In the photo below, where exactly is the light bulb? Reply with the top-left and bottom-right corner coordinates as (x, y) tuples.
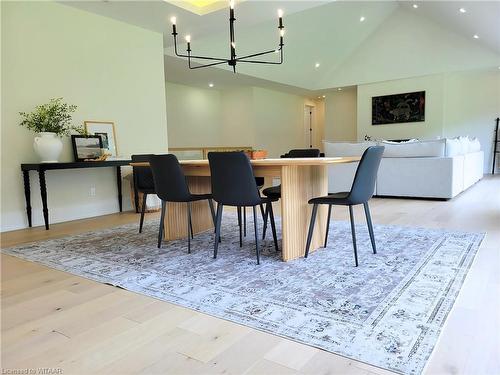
(229, 0), (235, 9)
(278, 9), (283, 17)
(473, 34), (479, 39)
(412, 4), (418, 9)
(360, 16), (366, 22)
(185, 35), (191, 43)
(280, 29), (285, 37)
(315, 62), (320, 68)
(459, 8), (466, 13)
(170, 16), (176, 25)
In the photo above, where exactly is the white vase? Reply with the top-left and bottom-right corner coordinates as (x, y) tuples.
(33, 132), (63, 163)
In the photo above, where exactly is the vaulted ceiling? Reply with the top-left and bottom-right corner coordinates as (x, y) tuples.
(64, 1), (500, 92)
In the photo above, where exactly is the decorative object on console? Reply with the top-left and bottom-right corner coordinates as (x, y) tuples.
(372, 91), (425, 125)
(71, 135), (102, 162)
(170, 1), (284, 72)
(19, 98), (82, 162)
(84, 121), (118, 157)
(250, 150), (268, 159)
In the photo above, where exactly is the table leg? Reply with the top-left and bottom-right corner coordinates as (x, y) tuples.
(116, 166), (123, 212)
(22, 170), (32, 227)
(164, 176), (214, 240)
(38, 169), (49, 230)
(280, 165), (328, 261)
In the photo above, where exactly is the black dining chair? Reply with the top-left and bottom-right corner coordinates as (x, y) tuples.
(149, 154), (216, 253)
(238, 177), (266, 244)
(304, 146), (384, 266)
(261, 148), (321, 238)
(208, 152), (279, 264)
(132, 154), (156, 233)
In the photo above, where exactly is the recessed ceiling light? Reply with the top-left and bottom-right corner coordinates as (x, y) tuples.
(359, 16), (366, 22)
(337, 87), (342, 91)
(208, 83), (214, 87)
(322, 95), (326, 98)
(317, 96), (321, 99)
(412, 4), (418, 9)
(459, 8), (466, 13)
(315, 62), (320, 68)
(473, 34), (479, 39)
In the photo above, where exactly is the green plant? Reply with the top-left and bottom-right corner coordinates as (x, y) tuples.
(19, 98), (84, 136)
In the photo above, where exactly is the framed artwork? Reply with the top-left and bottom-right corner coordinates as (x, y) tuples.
(84, 121), (118, 156)
(372, 91), (425, 125)
(71, 135), (102, 162)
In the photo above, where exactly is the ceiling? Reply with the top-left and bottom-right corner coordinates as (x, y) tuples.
(64, 0), (500, 92)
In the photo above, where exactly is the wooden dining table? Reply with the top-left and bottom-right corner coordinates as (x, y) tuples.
(131, 157), (359, 261)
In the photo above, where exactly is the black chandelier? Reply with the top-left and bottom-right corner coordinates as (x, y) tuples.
(170, 0), (285, 73)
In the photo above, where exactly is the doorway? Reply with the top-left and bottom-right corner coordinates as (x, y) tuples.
(304, 105), (315, 148)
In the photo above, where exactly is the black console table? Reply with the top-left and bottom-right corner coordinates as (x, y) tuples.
(21, 160), (132, 230)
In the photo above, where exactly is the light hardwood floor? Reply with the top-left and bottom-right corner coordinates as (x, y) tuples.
(1, 176), (499, 375)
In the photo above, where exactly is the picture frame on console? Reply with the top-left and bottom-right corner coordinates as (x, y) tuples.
(71, 135), (102, 162)
(84, 121), (118, 157)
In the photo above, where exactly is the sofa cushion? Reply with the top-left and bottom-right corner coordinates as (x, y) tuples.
(378, 139), (446, 158)
(323, 141), (375, 157)
(445, 138), (462, 156)
(458, 136), (470, 154)
(469, 137), (481, 153)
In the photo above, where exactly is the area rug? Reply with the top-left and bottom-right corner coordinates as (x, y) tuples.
(3, 214), (483, 375)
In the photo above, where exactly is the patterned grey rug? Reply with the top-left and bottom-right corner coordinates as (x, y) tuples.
(3, 213), (483, 375)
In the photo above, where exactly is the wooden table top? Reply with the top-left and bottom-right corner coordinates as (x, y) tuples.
(130, 157), (360, 167)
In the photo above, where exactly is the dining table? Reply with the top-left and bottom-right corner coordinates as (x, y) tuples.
(131, 157), (360, 261)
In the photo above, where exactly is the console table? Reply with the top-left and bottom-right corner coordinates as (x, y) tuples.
(21, 160), (132, 230)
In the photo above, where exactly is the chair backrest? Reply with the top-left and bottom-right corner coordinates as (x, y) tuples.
(348, 146), (385, 204)
(208, 151), (262, 206)
(149, 154), (191, 202)
(283, 148), (321, 158)
(131, 154), (155, 191)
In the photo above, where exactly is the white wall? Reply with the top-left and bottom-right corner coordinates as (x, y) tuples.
(166, 83), (319, 157)
(356, 69), (500, 172)
(1, 2), (168, 231)
(443, 69), (500, 172)
(357, 74), (445, 141)
(324, 87), (358, 142)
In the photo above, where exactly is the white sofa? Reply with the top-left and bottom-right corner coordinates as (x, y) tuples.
(324, 137), (484, 199)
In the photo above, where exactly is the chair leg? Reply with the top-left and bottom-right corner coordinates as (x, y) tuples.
(363, 202), (377, 254)
(139, 193), (147, 233)
(304, 204), (318, 258)
(259, 204), (266, 222)
(134, 186), (139, 213)
(243, 206), (247, 237)
(157, 200), (166, 249)
(187, 202), (192, 254)
(187, 202), (194, 240)
(213, 204), (223, 259)
(267, 202), (279, 252)
(252, 206), (260, 265)
(208, 199), (216, 226)
(262, 203), (269, 240)
(348, 205), (359, 267)
(324, 204), (332, 247)
(237, 206), (243, 247)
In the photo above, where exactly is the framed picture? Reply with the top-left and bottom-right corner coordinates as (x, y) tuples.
(84, 121), (118, 156)
(372, 91), (425, 125)
(71, 135), (102, 162)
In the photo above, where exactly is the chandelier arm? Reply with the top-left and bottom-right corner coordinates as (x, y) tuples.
(235, 48), (280, 61)
(188, 60), (229, 69)
(237, 48), (283, 65)
(173, 35), (227, 61)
